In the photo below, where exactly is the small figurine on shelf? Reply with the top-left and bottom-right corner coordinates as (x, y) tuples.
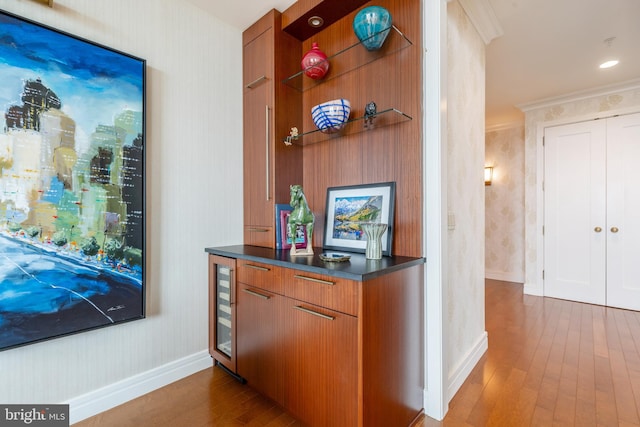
(285, 127), (299, 146)
(364, 101), (377, 128)
(288, 184), (315, 256)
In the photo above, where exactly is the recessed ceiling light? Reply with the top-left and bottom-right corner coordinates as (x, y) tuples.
(599, 60), (619, 69)
(308, 16), (324, 28)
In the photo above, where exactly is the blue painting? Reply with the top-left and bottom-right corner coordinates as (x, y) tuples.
(0, 9), (145, 351)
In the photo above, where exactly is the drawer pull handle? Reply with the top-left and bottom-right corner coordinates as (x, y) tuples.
(244, 264), (270, 272)
(248, 227), (269, 232)
(293, 274), (335, 286)
(245, 75), (267, 89)
(293, 305), (335, 321)
(242, 289), (271, 300)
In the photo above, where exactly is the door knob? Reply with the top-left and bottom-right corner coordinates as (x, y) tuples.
(594, 227), (602, 233)
(611, 227), (619, 233)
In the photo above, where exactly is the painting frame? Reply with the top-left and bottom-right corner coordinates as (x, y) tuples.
(323, 182), (395, 256)
(0, 9), (146, 351)
(275, 204), (307, 250)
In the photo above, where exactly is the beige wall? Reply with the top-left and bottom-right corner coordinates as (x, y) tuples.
(485, 124), (525, 283)
(446, 0), (487, 390)
(0, 0), (243, 409)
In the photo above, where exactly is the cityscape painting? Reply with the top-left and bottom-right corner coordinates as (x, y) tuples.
(0, 9), (146, 351)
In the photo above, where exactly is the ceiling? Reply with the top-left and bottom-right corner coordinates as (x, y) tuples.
(486, 0), (640, 127)
(193, 0), (640, 128)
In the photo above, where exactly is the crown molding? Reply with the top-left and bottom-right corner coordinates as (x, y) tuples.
(457, 0), (503, 45)
(517, 78), (640, 113)
(485, 121), (524, 133)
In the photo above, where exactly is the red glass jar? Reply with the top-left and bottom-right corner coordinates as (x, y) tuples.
(301, 42), (329, 80)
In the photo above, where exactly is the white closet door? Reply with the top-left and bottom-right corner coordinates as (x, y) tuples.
(606, 112), (640, 311)
(544, 120), (607, 305)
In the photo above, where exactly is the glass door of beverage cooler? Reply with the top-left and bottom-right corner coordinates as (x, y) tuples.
(208, 254), (237, 373)
(216, 264), (232, 356)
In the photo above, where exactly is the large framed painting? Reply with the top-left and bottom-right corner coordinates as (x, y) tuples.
(0, 9), (146, 351)
(323, 182), (395, 256)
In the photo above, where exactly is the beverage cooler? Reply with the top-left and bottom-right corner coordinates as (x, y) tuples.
(208, 254), (238, 376)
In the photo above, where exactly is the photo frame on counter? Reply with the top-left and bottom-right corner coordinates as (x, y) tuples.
(0, 9), (146, 351)
(275, 203), (307, 250)
(323, 181), (395, 255)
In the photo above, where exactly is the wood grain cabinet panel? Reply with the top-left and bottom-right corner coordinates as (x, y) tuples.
(282, 268), (359, 316)
(281, 298), (358, 427)
(237, 260), (283, 294)
(243, 10), (302, 248)
(236, 283), (284, 403)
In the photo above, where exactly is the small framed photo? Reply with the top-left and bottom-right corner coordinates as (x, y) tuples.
(323, 182), (395, 255)
(275, 204), (307, 250)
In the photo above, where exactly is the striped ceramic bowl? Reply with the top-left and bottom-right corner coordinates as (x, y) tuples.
(311, 99), (351, 133)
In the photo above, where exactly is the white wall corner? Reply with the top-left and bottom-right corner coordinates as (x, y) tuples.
(66, 351), (213, 424)
(457, 0), (503, 45)
(447, 331), (488, 402)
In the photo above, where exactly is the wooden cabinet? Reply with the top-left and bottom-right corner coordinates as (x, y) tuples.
(242, 10), (302, 248)
(208, 255), (237, 374)
(282, 296), (358, 426)
(236, 283), (284, 402)
(236, 260), (284, 401)
(206, 246), (425, 427)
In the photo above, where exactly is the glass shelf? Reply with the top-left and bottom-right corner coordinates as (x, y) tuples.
(282, 25), (413, 92)
(283, 107), (412, 146)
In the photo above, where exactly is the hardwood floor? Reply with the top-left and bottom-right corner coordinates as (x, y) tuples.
(74, 280), (640, 426)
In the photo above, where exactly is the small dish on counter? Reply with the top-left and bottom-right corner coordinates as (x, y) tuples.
(319, 252), (351, 262)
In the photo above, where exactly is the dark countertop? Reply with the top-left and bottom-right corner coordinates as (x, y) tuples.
(204, 245), (425, 281)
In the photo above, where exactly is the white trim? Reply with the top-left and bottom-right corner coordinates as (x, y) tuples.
(423, 0), (448, 420)
(67, 351), (213, 424)
(485, 269), (524, 284)
(485, 121), (524, 133)
(457, 0), (503, 45)
(524, 282), (543, 296)
(518, 78), (640, 113)
(447, 331), (488, 402)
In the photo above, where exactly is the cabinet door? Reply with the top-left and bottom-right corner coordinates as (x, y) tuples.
(243, 25), (275, 247)
(282, 298), (358, 427)
(208, 255), (237, 373)
(236, 283), (283, 403)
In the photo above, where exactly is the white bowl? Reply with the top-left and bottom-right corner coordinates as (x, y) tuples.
(311, 99), (351, 133)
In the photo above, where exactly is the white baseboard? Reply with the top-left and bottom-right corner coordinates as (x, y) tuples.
(67, 350), (213, 424)
(485, 270), (524, 283)
(523, 282), (543, 296)
(447, 331), (488, 402)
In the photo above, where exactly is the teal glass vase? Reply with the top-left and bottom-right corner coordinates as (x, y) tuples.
(352, 6), (392, 51)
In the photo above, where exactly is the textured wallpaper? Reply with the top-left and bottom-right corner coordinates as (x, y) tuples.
(447, 0), (486, 380)
(523, 85), (640, 294)
(485, 125), (525, 283)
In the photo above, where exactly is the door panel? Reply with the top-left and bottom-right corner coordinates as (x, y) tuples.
(606, 112), (640, 310)
(544, 120), (607, 305)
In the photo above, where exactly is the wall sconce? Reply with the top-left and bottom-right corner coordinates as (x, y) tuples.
(484, 166), (493, 186)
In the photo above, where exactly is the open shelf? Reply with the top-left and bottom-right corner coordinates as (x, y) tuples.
(282, 25), (413, 92)
(283, 107), (412, 146)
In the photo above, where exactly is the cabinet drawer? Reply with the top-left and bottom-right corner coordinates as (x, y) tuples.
(283, 269), (359, 316)
(237, 260), (283, 294)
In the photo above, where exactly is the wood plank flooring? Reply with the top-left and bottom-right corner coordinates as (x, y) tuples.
(74, 280), (640, 426)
